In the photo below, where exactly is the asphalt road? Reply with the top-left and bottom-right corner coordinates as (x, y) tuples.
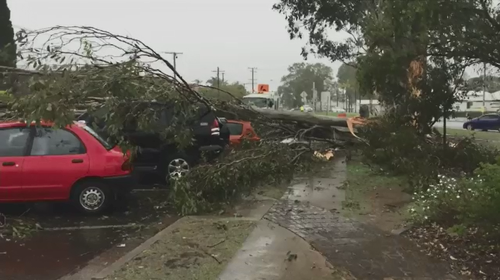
(0, 190), (179, 280)
(433, 120), (464, 130)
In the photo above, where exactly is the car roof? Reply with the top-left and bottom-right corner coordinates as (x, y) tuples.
(227, 120), (252, 125)
(0, 121), (80, 129)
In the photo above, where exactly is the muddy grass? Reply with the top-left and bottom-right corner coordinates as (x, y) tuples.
(344, 159), (411, 232)
(345, 159), (500, 279)
(406, 224), (500, 279)
(105, 218), (255, 280)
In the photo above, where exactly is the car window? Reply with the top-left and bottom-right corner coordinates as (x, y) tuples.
(31, 128), (85, 156)
(82, 125), (113, 150)
(226, 123), (244, 136)
(0, 127), (31, 157)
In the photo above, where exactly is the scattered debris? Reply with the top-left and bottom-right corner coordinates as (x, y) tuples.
(208, 239), (226, 248)
(286, 251), (298, 261)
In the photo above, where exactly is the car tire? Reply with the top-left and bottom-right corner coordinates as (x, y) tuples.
(467, 124), (474, 130)
(71, 181), (110, 215)
(161, 153), (194, 183)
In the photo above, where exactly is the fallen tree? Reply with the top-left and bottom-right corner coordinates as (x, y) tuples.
(0, 26), (361, 215)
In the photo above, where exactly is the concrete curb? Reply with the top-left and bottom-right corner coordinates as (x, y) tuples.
(91, 216), (194, 280)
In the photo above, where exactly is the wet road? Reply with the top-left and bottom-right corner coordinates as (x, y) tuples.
(0, 190), (179, 280)
(1, 229), (126, 280)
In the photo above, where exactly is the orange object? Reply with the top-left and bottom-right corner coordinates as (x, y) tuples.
(257, 84), (269, 93)
(337, 113), (347, 118)
(346, 116), (369, 138)
(226, 120), (260, 146)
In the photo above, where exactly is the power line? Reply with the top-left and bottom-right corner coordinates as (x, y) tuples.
(248, 67), (257, 92)
(163, 51), (183, 80)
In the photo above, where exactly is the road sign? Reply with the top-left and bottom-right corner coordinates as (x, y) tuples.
(257, 84), (269, 93)
(300, 91), (307, 98)
(320, 91), (330, 103)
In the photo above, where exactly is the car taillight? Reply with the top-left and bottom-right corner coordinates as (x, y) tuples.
(210, 118), (220, 136)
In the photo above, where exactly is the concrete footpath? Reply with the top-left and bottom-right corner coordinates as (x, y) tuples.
(218, 158), (463, 280)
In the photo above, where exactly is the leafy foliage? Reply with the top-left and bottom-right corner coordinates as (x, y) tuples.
(410, 160), (500, 229)
(171, 141), (299, 215)
(274, 0), (471, 132)
(358, 118), (499, 191)
(197, 82), (248, 101)
(466, 75), (500, 92)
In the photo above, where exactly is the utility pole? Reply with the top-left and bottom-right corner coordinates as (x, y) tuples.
(212, 67), (224, 98)
(221, 72), (225, 83)
(248, 67), (257, 92)
(483, 62), (486, 109)
(163, 51), (183, 81)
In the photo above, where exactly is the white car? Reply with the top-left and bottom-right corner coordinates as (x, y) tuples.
(303, 105), (313, 112)
(330, 107), (346, 113)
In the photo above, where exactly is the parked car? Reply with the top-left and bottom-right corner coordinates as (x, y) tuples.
(0, 121), (133, 214)
(462, 113), (500, 131)
(225, 120), (260, 146)
(77, 101), (230, 182)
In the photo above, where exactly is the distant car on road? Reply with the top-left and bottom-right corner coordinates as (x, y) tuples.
(303, 105), (313, 112)
(462, 113), (500, 131)
(0, 121), (133, 214)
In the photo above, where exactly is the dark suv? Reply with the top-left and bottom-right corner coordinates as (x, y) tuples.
(77, 101), (230, 182)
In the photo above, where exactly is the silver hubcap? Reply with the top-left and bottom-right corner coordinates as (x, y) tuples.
(79, 187), (105, 211)
(167, 158), (190, 180)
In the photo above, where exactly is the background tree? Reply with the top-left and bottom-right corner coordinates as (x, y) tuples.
(278, 62), (333, 108)
(198, 81), (248, 101)
(274, 0), (469, 132)
(206, 76), (228, 87)
(466, 76), (500, 92)
(337, 63), (362, 111)
(0, 0), (16, 92)
(0, 0), (15, 68)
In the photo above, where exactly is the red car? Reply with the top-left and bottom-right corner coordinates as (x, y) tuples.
(0, 121), (133, 214)
(226, 120), (260, 146)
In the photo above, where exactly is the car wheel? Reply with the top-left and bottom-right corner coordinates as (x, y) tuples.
(162, 153), (193, 182)
(467, 124), (474, 131)
(71, 181), (110, 214)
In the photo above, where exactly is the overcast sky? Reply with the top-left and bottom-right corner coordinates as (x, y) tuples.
(7, 0), (342, 91)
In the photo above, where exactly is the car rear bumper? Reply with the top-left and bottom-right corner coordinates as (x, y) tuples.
(102, 174), (135, 192)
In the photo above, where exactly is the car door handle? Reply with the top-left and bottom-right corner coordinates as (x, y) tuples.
(72, 159), (84, 163)
(2, 162), (15, 166)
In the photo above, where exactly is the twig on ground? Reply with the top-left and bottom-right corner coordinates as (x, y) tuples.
(207, 238), (226, 248)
